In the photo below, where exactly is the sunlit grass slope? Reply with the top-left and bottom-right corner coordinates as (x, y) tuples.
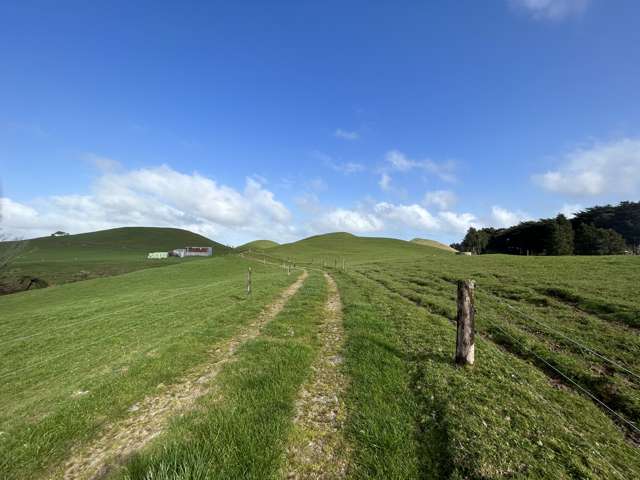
(266, 232), (451, 265)
(0, 255), (295, 480)
(235, 239), (279, 252)
(411, 237), (457, 252)
(1, 227), (231, 288)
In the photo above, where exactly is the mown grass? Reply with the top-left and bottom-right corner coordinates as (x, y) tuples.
(0, 256), (295, 480)
(336, 268), (640, 478)
(116, 271), (327, 480)
(333, 272), (422, 478)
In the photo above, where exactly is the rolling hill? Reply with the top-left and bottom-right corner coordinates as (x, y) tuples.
(235, 239), (279, 252)
(0, 227), (231, 292)
(411, 237), (457, 252)
(12, 227), (231, 259)
(264, 232), (450, 265)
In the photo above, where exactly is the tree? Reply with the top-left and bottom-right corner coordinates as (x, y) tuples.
(546, 214), (574, 255)
(573, 201), (640, 249)
(574, 223), (627, 255)
(461, 227), (491, 254)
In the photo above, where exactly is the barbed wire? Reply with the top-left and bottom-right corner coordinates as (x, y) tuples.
(482, 291), (640, 384)
(488, 317), (640, 435)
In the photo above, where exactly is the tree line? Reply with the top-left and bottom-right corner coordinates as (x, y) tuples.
(451, 201), (640, 256)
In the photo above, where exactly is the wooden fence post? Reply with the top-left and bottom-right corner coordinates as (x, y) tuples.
(247, 267), (252, 296)
(455, 280), (475, 366)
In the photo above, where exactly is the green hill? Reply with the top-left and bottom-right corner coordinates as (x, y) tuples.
(411, 237), (457, 252)
(235, 240), (279, 252)
(0, 227), (231, 292)
(266, 232), (449, 265)
(15, 227), (230, 259)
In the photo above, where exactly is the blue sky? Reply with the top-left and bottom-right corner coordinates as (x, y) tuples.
(1, 0), (639, 245)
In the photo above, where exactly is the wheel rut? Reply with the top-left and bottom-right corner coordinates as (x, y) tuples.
(283, 272), (350, 479)
(57, 270), (309, 480)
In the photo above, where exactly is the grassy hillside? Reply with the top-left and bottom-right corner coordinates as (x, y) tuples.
(265, 232), (449, 265)
(0, 255), (297, 479)
(0, 227), (231, 292)
(10, 227), (230, 259)
(235, 239), (279, 252)
(411, 237), (457, 252)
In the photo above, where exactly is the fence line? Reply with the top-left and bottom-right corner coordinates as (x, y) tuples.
(482, 292), (640, 384)
(489, 320), (640, 435)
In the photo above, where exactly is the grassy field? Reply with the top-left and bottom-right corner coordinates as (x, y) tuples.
(334, 264), (640, 478)
(2, 231), (639, 479)
(266, 234), (640, 477)
(119, 271), (327, 480)
(0, 255), (295, 479)
(0, 227), (231, 292)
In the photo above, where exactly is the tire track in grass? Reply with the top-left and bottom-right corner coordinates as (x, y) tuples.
(58, 270), (308, 480)
(282, 273), (350, 479)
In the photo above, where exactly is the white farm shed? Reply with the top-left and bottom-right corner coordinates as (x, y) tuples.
(171, 247), (213, 257)
(147, 252), (169, 259)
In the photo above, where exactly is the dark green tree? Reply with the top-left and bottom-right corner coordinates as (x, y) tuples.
(574, 223), (627, 255)
(546, 214), (574, 255)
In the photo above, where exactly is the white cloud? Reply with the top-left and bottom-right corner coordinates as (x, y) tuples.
(438, 211), (479, 234)
(490, 206), (531, 228)
(533, 138), (640, 197)
(374, 202), (440, 230)
(315, 208), (383, 233)
(385, 150), (456, 183)
(424, 190), (457, 210)
(334, 162), (365, 174)
(509, 0), (589, 21)
(334, 129), (360, 141)
(313, 202), (477, 237)
(379, 173), (392, 191)
(315, 151), (365, 174)
(0, 165), (295, 244)
(559, 203), (583, 219)
(84, 153), (122, 172)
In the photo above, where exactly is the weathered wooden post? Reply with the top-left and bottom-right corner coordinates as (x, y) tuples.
(287, 264), (291, 276)
(247, 267), (252, 296)
(455, 280), (475, 366)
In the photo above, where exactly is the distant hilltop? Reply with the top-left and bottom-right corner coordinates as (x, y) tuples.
(411, 238), (458, 253)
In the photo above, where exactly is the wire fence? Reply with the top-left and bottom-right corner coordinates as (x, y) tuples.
(470, 286), (640, 437)
(487, 294), (640, 384)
